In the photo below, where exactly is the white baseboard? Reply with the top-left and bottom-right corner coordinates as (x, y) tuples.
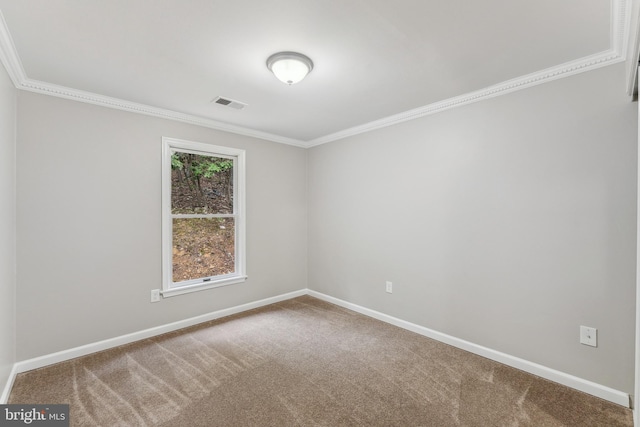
(10, 289), (307, 377)
(0, 364), (18, 404)
(2, 288), (631, 409)
(307, 290), (631, 408)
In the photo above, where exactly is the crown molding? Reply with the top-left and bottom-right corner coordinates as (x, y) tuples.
(18, 78), (308, 147)
(0, 11), (307, 148)
(0, 10), (24, 87)
(0, 2), (632, 149)
(307, 49), (624, 147)
(308, 0), (631, 147)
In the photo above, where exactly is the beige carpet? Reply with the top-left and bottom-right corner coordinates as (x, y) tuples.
(9, 296), (633, 426)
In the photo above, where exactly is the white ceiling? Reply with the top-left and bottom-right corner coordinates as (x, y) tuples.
(0, 1), (631, 147)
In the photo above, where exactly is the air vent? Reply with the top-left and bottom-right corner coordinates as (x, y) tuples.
(212, 96), (247, 110)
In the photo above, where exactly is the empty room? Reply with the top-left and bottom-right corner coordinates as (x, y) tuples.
(1, 1), (640, 426)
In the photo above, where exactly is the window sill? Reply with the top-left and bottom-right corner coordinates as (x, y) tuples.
(161, 275), (247, 298)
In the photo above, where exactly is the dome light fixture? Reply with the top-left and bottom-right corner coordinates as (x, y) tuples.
(266, 51), (314, 85)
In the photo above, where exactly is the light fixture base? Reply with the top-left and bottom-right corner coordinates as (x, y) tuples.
(267, 51), (314, 85)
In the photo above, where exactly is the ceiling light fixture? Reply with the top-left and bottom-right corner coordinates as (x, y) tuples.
(266, 51), (314, 85)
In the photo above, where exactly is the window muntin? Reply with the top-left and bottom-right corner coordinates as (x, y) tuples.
(162, 138), (246, 297)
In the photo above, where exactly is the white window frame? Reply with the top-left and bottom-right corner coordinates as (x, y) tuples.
(161, 137), (246, 298)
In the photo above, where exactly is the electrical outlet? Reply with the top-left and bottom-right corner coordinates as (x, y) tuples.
(151, 289), (161, 303)
(580, 326), (597, 347)
(386, 281), (393, 294)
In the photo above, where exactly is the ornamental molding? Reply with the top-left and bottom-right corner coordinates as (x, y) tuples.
(0, 1), (631, 148)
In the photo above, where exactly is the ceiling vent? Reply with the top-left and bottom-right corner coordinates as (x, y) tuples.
(212, 96), (247, 110)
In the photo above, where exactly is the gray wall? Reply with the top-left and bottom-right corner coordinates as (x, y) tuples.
(8, 60), (638, 395)
(0, 62), (16, 395)
(308, 62), (637, 393)
(16, 92), (307, 360)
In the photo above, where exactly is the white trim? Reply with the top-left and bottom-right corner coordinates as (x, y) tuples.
(161, 137), (246, 297)
(18, 78), (307, 147)
(0, 11), (19, 404)
(2, 288), (631, 408)
(161, 275), (248, 298)
(623, 0), (639, 96)
(307, 290), (631, 408)
(306, 50), (624, 147)
(613, 0), (631, 59)
(308, 0), (632, 147)
(0, 363), (18, 404)
(634, 64), (640, 424)
(11, 289), (307, 375)
(0, 8), (306, 148)
(0, 3), (633, 148)
(0, 11), (24, 87)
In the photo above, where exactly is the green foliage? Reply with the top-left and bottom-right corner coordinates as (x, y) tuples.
(204, 160), (233, 178)
(171, 152), (232, 179)
(171, 154), (184, 170)
(171, 151), (234, 214)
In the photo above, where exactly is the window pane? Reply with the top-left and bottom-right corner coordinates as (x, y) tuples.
(172, 217), (235, 283)
(171, 152), (234, 214)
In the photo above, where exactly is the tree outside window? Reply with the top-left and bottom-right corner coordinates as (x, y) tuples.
(162, 138), (246, 297)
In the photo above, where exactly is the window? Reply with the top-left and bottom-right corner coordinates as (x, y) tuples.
(162, 137), (246, 297)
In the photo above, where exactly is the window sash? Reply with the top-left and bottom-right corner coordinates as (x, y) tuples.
(170, 215), (238, 287)
(161, 137), (246, 298)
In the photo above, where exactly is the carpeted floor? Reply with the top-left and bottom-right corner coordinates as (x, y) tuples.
(9, 296), (634, 426)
